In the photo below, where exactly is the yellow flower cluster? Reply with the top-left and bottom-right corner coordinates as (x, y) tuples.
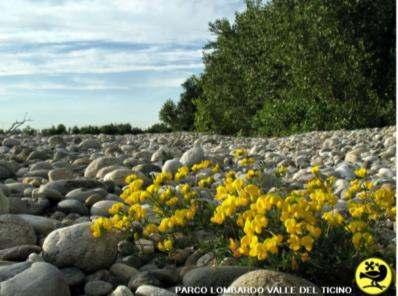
(211, 165), (396, 263)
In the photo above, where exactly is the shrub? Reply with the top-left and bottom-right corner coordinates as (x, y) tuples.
(145, 123), (171, 133)
(91, 149), (395, 287)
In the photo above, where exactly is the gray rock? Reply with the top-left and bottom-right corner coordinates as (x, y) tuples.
(39, 179), (106, 201)
(42, 222), (118, 272)
(84, 280), (113, 296)
(180, 145), (205, 167)
(103, 168), (132, 186)
(85, 157), (119, 178)
(58, 199), (89, 215)
(17, 214), (59, 235)
(0, 244), (41, 261)
(0, 214), (37, 249)
(90, 200), (119, 217)
(162, 159), (182, 175)
(0, 261), (31, 281)
(335, 163), (355, 179)
(27, 150), (51, 161)
(60, 267), (85, 286)
(2, 138), (20, 148)
(222, 269), (321, 296)
(66, 187), (108, 203)
(132, 164), (161, 177)
(183, 266), (254, 292)
(110, 285), (134, 296)
(0, 190), (10, 214)
(79, 139), (101, 150)
(0, 262), (71, 296)
(48, 168), (73, 181)
(136, 285), (177, 296)
(0, 161), (15, 180)
(110, 263), (139, 284)
(128, 272), (160, 291)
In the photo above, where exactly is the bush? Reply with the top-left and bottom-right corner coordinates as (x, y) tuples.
(193, 0), (395, 135)
(145, 123), (171, 133)
(91, 150), (395, 287)
(41, 124), (67, 136)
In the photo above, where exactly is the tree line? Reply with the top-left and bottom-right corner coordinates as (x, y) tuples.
(159, 0), (395, 136)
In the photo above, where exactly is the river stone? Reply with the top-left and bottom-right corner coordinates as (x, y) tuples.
(42, 222), (118, 272)
(0, 161), (15, 180)
(180, 145), (205, 167)
(135, 285), (177, 296)
(0, 262), (71, 296)
(66, 187), (108, 203)
(84, 280), (113, 296)
(0, 190), (10, 214)
(110, 263), (139, 284)
(110, 285), (134, 296)
(183, 266), (254, 291)
(0, 245), (41, 261)
(162, 158), (182, 175)
(222, 269), (321, 296)
(90, 200), (119, 217)
(0, 214), (37, 249)
(17, 214), (59, 235)
(58, 199), (89, 215)
(85, 157), (119, 178)
(39, 179), (106, 201)
(79, 139), (101, 150)
(48, 168), (73, 181)
(0, 261), (31, 281)
(103, 168), (132, 186)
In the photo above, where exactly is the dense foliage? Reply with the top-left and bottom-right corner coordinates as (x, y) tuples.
(161, 0), (395, 136)
(159, 76), (202, 131)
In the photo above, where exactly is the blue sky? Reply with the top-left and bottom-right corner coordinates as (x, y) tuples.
(0, 0), (244, 129)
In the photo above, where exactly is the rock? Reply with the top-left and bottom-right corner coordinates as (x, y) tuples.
(128, 272), (160, 291)
(60, 267), (85, 286)
(17, 214), (59, 235)
(84, 280), (113, 296)
(162, 159), (182, 175)
(96, 165), (126, 179)
(42, 222), (118, 272)
(180, 145), (205, 167)
(48, 168), (73, 181)
(103, 168), (132, 186)
(27, 150), (51, 161)
(183, 266), (254, 292)
(135, 239), (154, 255)
(0, 190), (10, 214)
(132, 164), (161, 177)
(344, 150), (360, 164)
(222, 269), (321, 296)
(90, 200), (119, 217)
(0, 262), (31, 281)
(2, 138), (20, 148)
(79, 139), (101, 150)
(110, 263), (139, 284)
(196, 252), (215, 267)
(334, 163), (355, 179)
(136, 285), (177, 296)
(48, 135), (64, 145)
(377, 168), (394, 178)
(110, 285), (134, 296)
(0, 214), (36, 249)
(58, 199), (89, 215)
(85, 157), (119, 178)
(66, 187), (108, 203)
(0, 245), (41, 261)
(0, 161), (15, 180)
(0, 262), (71, 296)
(39, 179), (106, 201)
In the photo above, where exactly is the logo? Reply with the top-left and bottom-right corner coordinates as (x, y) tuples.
(355, 258), (393, 295)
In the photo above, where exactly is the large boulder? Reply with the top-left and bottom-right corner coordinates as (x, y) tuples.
(42, 222), (118, 272)
(85, 157), (119, 178)
(222, 269), (321, 296)
(0, 262), (71, 296)
(0, 214), (36, 249)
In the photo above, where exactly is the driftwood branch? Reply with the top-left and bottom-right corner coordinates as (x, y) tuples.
(6, 113), (33, 133)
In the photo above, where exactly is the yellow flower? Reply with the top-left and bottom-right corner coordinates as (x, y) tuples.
(310, 166), (320, 175)
(300, 235), (314, 252)
(288, 235), (301, 251)
(322, 210), (344, 226)
(157, 238), (173, 252)
(354, 168), (367, 178)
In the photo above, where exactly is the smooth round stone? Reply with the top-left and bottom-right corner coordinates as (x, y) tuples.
(135, 285), (177, 296)
(110, 285), (134, 296)
(60, 267), (85, 286)
(90, 200), (119, 217)
(58, 199), (89, 215)
(84, 280), (113, 296)
(0, 215), (37, 249)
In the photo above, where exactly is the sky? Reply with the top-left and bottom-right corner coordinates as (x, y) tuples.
(0, 0), (245, 129)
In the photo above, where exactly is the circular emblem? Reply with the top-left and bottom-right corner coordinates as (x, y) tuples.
(355, 257), (393, 295)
